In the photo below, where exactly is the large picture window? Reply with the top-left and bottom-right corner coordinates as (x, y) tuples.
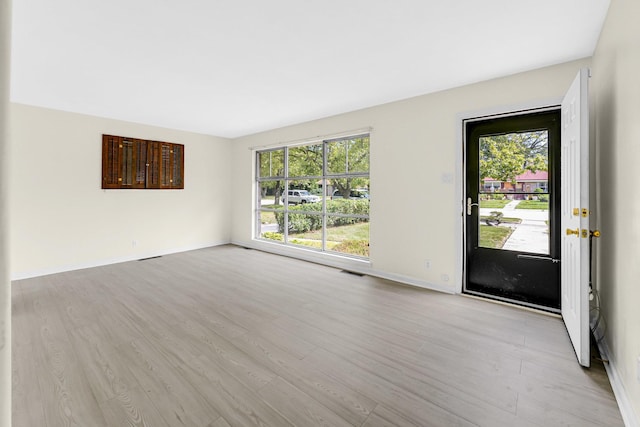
(256, 134), (370, 258)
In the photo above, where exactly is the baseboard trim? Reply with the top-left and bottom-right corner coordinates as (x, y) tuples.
(369, 269), (455, 294)
(232, 239), (456, 295)
(597, 338), (640, 427)
(11, 240), (230, 281)
(461, 293), (561, 318)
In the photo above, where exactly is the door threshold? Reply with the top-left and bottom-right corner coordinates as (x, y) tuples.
(462, 291), (561, 318)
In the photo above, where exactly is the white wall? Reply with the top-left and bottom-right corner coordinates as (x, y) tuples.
(0, 0), (11, 424)
(10, 104), (232, 279)
(592, 0), (640, 423)
(230, 58), (590, 292)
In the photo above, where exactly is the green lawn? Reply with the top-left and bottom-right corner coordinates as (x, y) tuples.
(289, 222), (370, 256)
(260, 211), (277, 224)
(289, 239), (338, 250)
(480, 200), (510, 208)
(292, 222), (369, 242)
(515, 200), (549, 210)
(479, 225), (514, 249)
(260, 221), (369, 242)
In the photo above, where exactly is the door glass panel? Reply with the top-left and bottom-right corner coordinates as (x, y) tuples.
(478, 130), (549, 255)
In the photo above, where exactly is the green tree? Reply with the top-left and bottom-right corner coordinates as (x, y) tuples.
(258, 149), (284, 205)
(287, 144), (324, 196)
(286, 137), (370, 197)
(259, 137), (370, 202)
(327, 136), (370, 197)
(288, 144), (323, 178)
(479, 131), (547, 184)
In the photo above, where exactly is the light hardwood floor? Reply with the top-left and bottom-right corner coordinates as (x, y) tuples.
(12, 245), (623, 426)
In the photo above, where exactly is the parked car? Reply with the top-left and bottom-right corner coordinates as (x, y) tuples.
(282, 189), (320, 204)
(331, 189), (369, 200)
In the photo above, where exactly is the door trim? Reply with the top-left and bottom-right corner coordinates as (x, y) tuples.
(455, 98), (562, 295)
(463, 110), (561, 311)
(464, 289), (561, 313)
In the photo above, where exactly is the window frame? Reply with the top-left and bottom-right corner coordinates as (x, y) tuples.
(255, 133), (370, 259)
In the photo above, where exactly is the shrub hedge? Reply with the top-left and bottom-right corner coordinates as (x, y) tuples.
(273, 200), (369, 233)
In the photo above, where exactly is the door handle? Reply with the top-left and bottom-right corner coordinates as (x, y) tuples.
(467, 197), (479, 215)
(566, 228), (580, 236)
(517, 254), (561, 263)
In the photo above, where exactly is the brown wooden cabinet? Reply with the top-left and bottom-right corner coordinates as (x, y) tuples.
(102, 134), (184, 189)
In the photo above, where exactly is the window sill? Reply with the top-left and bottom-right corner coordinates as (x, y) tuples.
(243, 238), (372, 274)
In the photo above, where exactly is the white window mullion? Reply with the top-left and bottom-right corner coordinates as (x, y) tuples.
(283, 146), (289, 244)
(322, 141), (328, 252)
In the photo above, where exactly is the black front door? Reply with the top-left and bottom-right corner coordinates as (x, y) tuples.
(465, 110), (561, 310)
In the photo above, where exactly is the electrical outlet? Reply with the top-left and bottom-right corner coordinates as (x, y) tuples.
(441, 274), (450, 282)
(132, 240), (138, 247)
(425, 260), (431, 269)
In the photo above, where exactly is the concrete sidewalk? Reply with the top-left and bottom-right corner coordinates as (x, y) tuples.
(481, 200), (550, 253)
(502, 219), (549, 253)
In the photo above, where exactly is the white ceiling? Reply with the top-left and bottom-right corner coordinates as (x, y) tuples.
(10, 0), (610, 138)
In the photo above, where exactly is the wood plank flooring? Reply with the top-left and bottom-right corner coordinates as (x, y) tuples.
(12, 245), (624, 426)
